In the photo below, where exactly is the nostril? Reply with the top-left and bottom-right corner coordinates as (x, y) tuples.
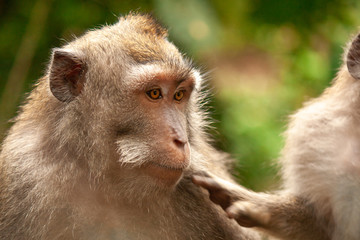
(173, 139), (185, 149)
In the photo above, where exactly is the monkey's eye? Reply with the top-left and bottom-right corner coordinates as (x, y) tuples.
(174, 90), (185, 101)
(146, 89), (162, 100)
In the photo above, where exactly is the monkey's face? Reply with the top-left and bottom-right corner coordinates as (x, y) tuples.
(47, 14), (202, 192)
(112, 64), (196, 187)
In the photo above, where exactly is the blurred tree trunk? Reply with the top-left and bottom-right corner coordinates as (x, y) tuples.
(0, 0), (51, 140)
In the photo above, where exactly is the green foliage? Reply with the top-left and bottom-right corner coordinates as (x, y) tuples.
(154, 0), (222, 55)
(214, 90), (284, 190)
(1, 0), (360, 190)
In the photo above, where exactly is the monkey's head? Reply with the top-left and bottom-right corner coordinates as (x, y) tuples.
(45, 13), (205, 194)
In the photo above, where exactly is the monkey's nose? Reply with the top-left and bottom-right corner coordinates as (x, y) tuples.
(173, 138), (190, 159)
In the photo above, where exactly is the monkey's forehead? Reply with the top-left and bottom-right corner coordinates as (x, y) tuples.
(125, 63), (199, 87)
(59, 13), (201, 86)
(122, 38), (182, 64)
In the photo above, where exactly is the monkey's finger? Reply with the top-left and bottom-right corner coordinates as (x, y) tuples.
(192, 170), (211, 178)
(191, 175), (223, 191)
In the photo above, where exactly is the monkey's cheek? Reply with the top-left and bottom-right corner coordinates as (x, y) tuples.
(142, 164), (184, 187)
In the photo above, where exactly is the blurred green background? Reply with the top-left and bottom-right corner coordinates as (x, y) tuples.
(1, 0), (360, 191)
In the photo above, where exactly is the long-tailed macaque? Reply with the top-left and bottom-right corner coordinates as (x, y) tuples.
(0, 13), (261, 240)
(193, 33), (360, 240)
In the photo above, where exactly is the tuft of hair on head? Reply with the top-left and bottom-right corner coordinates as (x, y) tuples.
(119, 12), (168, 39)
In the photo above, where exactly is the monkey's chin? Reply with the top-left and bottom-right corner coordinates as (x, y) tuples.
(143, 162), (184, 187)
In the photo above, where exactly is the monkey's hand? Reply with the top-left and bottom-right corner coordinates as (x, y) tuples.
(191, 175), (270, 228)
(192, 175), (330, 239)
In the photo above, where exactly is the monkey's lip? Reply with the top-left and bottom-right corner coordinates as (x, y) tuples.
(149, 162), (185, 171)
(144, 162), (185, 186)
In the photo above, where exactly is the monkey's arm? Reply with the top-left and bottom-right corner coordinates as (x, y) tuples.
(192, 175), (331, 240)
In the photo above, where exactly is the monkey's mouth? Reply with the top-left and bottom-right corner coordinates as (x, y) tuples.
(143, 162), (185, 186)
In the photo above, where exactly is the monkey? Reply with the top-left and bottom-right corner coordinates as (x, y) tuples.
(0, 13), (265, 240)
(192, 32), (360, 240)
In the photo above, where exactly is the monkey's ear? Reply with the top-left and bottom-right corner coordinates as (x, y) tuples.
(49, 49), (87, 102)
(347, 34), (360, 80)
